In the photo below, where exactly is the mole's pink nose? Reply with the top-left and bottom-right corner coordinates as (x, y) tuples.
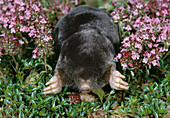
(81, 87), (90, 92)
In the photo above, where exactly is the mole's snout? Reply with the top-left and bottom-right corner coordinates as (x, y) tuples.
(80, 80), (91, 93)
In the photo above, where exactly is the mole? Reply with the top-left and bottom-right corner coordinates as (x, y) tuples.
(43, 5), (129, 94)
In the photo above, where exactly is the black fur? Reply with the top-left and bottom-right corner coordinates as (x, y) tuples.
(53, 5), (119, 91)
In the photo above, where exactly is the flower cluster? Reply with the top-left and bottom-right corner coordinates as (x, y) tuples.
(68, 92), (80, 103)
(43, 0), (77, 27)
(111, 0), (169, 69)
(0, 0), (53, 59)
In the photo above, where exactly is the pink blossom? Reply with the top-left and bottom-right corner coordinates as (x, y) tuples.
(3, 23), (8, 28)
(25, 10), (31, 19)
(44, 35), (52, 42)
(142, 58), (148, 64)
(136, 3), (143, 9)
(19, 6), (25, 11)
(75, 0), (78, 5)
(152, 60), (157, 66)
(146, 53), (151, 58)
(133, 23), (139, 28)
(133, 9), (138, 15)
(122, 63), (127, 69)
(143, 34), (149, 40)
(148, 43), (152, 48)
(2, 6), (8, 11)
(18, 40), (24, 45)
(40, 19), (47, 24)
(11, 28), (16, 33)
(20, 26), (28, 32)
(125, 25), (132, 30)
(10, 8), (15, 13)
(132, 51), (140, 60)
(33, 47), (38, 53)
(156, 54), (159, 60)
(32, 4), (40, 12)
(19, 15), (24, 20)
(162, 10), (168, 15)
(123, 42), (130, 47)
(0, 0), (4, 4)
(156, 12), (160, 16)
(130, 34), (136, 41)
(122, 37), (129, 43)
(135, 43), (142, 50)
(153, 44), (159, 47)
(28, 31), (35, 37)
(151, 36), (156, 42)
(151, 49), (155, 54)
(117, 53), (122, 59)
(32, 54), (37, 59)
(113, 14), (120, 20)
(14, 0), (24, 5)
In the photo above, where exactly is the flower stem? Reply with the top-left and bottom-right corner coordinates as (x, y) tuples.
(11, 55), (19, 71)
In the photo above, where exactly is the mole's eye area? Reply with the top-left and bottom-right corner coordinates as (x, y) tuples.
(80, 79), (91, 93)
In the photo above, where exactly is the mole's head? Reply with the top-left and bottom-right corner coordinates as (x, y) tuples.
(61, 29), (113, 93)
(71, 64), (109, 93)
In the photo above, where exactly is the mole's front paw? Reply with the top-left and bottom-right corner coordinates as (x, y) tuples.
(109, 70), (129, 90)
(43, 75), (62, 94)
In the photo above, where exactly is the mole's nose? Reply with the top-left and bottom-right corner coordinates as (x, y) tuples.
(80, 83), (90, 93)
(81, 87), (90, 92)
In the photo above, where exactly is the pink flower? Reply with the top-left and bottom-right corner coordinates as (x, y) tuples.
(0, 33), (5, 37)
(133, 9), (138, 15)
(20, 26), (28, 32)
(19, 6), (25, 11)
(11, 28), (16, 33)
(152, 60), (157, 66)
(75, 0), (78, 5)
(33, 54), (37, 59)
(125, 25), (132, 30)
(131, 51), (140, 60)
(122, 63), (127, 69)
(151, 36), (156, 42)
(156, 54), (159, 60)
(40, 19), (47, 24)
(162, 10), (168, 15)
(130, 34), (136, 41)
(44, 35), (52, 42)
(123, 42), (130, 47)
(135, 43), (142, 50)
(2, 5), (8, 11)
(32, 4), (40, 12)
(146, 53), (151, 58)
(18, 40), (24, 44)
(113, 14), (120, 20)
(0, 0), (4, 4)
(142, 58), (148, 64)
(33, 48), (38, 53)
(19, 15), (24, 20)
(143, 34), (149, 40)
(14, 0), (24, 5)
(148, 43), (152, 48)
(117, 53), (122, 59)
(153, 44), (159, 47)
(156, 12), (160, 16)
(136, 3), (143, 9)
(3, 23), (8, 28)
(151, 49), (155, 54)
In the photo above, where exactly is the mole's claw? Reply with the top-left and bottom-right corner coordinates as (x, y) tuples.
(43, 73), (62, 94)
(109, 70), (129, 90)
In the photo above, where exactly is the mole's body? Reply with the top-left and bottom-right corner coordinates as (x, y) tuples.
(43, 5), (128, 94)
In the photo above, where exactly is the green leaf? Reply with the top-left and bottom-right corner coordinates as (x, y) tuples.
(19, 104), (24, 111)
(153, 110), (158, 118)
